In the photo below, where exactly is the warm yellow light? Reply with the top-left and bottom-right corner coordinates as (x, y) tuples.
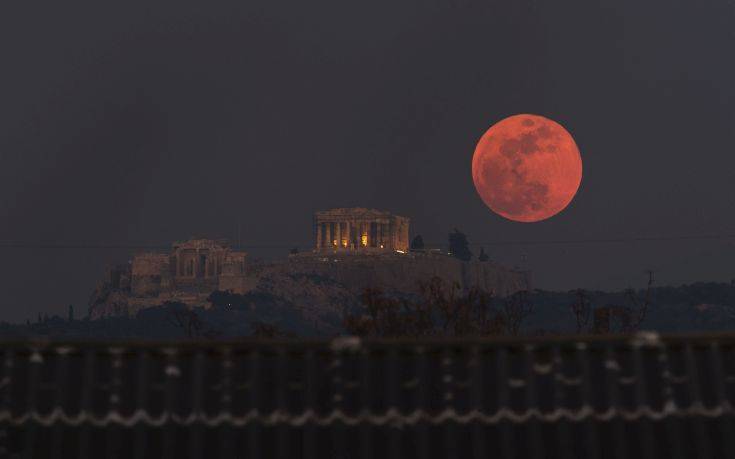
(361, 235), (368, 246)
(342, 240), (348, 247)
(380, 244), (384, 249)
(332, 240), (338, 246)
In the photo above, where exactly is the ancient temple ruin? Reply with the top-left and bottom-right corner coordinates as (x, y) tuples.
(89, 239), (256, 318)
(130, 239), (250, 297)
(314, 208), (409, 252)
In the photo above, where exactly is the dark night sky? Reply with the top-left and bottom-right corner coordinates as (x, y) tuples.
(1, 0), (735, 322)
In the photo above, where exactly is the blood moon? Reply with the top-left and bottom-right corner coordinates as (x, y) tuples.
(471, 114), (582, 223)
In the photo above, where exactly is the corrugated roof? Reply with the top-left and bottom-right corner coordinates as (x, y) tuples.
(1, 332), (734, 458)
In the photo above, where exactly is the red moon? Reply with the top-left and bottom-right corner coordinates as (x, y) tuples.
(471, 114), (582, 223)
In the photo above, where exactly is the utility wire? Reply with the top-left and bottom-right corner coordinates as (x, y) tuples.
(1, 233), (735, 250)
(0, 242), (305, 250)
(466, 234), (735, 247)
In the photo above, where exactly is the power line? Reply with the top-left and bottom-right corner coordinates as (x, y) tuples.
(0, 243), (171, 250)
(465, 234), (735, 247)
(1, 233), (735, 250)
(0, 242), (309, 250)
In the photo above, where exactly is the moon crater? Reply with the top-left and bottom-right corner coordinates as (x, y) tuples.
(472, 114), (582, 223)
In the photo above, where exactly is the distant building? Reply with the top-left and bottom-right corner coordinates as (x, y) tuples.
(131, 239), (250, 297)
(89, 239), (256, 318)
(314, 208), (409, 252)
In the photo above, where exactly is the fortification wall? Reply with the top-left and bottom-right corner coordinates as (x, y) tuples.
(276, 252), (530, 297)
(218, 275), (259, 295)
(131, 254), (170, 296)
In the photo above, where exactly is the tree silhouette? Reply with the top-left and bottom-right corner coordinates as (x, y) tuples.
(251, 321), (285, 338)
(410, 235), (425, 251)
(569, 289), (591, 333)
(590, 271), (655, 334)
(448, 229), (472, 261)
(343, 277), (523, 337)
(502, 290), (533, 335)
(478, 247), (489, 262)
(68, 304), (74, 322)
(166, 301), (219, 339)
(207, 290), (248, 309)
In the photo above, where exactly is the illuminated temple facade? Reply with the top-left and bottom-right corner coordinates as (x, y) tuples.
(314, 208), (409, 252)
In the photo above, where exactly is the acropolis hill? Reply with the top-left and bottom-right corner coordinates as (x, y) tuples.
(88, 208), (531, 324)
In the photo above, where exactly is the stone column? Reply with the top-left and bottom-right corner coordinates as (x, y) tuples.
(355, 221), (360, 249)
(316, 222), (322, 249)
(335, 221), (342, 248)
(388, 219), (395, 250)
(325, 223), (332, 249)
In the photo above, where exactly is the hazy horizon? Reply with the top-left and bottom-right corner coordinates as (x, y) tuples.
(2, 0), (735, 322)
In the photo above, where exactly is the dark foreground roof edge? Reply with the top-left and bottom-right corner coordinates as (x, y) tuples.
(1, 331), (735, 351)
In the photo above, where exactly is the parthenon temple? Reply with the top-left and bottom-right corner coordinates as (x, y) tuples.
(314, 208), (409, 252)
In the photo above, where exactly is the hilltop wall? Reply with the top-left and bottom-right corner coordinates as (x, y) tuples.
(89, 251), (530, 320)
(266, 252), (530, 297)
(131, 253), (170, 296)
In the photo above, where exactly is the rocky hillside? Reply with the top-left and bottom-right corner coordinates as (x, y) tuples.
(88, 252), (531, 328)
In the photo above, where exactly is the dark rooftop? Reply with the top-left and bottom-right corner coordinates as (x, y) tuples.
(2, 332), (734, 458)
